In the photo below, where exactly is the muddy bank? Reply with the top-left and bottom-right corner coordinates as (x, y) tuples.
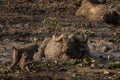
(0, 0), (120, 80)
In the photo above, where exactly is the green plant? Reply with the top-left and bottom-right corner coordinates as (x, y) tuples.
(2, 68), (10, 74)
(108, 38), (117, 43)
(83, 29), (94, 37)
(111, 61), (120, 68)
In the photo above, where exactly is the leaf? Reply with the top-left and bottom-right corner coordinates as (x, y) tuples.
(83, 57), (95, 64)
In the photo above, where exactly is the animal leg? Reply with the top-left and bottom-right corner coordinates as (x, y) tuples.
(19, 52), (28, 71)
(9, 50), (19, 69)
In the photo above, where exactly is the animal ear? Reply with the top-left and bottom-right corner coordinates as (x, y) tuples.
(79, 32), (88, 42)
(69, 34), (77, 42)
(68, 34), (74, 39)
(83, 33), (88, 42)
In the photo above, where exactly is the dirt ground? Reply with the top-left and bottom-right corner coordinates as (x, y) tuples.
(0, 0), (120, 80)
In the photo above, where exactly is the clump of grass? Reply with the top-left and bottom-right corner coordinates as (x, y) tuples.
(1, 67), (11, 74)
(82, 57), (96, 68)
(83, 29), (95, 37)
(108, 61), (120, 69)
(41, 19), (62, 28)
(108, 37), (117, 43)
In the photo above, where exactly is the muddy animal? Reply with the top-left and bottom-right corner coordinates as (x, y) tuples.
(38, 32), (90, 61)
(9, 43), (38, 72)
(75, 0), (120, 25)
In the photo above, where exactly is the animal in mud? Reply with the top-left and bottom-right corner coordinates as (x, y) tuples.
(9, 43), (38, 72)
(38, 32), (90, 61)
(75, 0), (120, 25)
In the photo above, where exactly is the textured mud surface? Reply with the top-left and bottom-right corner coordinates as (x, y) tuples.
(0, 0), (120, 80)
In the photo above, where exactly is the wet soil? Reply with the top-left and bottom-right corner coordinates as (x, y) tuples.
(0, 0), (120, 80)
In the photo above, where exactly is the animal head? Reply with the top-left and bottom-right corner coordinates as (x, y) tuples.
(52, 32), (88, 54)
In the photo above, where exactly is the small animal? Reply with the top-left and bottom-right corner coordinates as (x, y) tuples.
(9, 43), (38, 72)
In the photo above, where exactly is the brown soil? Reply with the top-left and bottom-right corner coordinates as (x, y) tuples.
(0, 0), (120, 80)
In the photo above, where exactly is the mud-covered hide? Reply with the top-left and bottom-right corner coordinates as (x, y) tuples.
(44, 38), (63, 59)
(75, 0), (120, 25)
(38, 33), (90, 61)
